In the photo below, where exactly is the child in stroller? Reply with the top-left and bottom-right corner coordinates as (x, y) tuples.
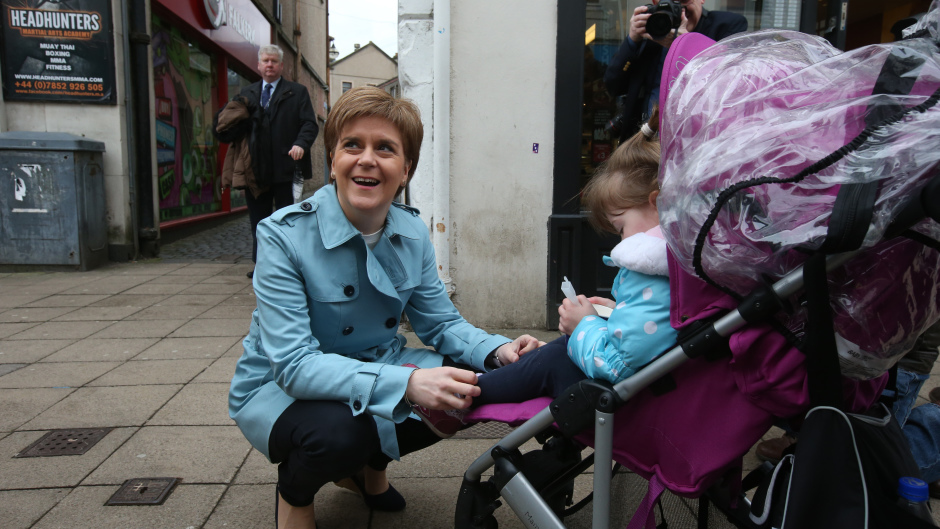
(410, 109), (677, 439)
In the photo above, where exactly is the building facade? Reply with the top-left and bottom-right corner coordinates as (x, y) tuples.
(0, 0), (330, 261)
(328, 41), (397, 106)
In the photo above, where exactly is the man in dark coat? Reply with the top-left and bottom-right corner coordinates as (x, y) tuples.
(604, 0), (747, 140)
(239, 44), (319, 277)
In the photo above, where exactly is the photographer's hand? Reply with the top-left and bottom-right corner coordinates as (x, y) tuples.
(629, 6), (651, 42)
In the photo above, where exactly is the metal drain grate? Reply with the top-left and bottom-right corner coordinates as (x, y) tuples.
(15, 428), (113, 458)
(454, 421), (516, 439)
(106, 477), (180, 506)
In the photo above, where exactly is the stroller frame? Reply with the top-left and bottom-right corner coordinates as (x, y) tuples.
(456, 177), (940, 529)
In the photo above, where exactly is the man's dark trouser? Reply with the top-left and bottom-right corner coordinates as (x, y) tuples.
(246, 181), (294, 263)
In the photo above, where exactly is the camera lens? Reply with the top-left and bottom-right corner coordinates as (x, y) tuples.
(647, 12), (673, 38)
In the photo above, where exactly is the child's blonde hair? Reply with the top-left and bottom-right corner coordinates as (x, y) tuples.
(583, 107), (661, 235)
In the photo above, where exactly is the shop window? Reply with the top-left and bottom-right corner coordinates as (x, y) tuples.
(342, 81), (352, 93)
(151, 16), (221, 222)
(579, 0), (762, 211)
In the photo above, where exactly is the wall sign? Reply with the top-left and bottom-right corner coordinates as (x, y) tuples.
(1, 0), (116, 104)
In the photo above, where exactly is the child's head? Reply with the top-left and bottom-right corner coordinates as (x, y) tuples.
(584, 108), (661, 239)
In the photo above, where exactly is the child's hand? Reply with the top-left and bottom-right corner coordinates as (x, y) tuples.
(494, 334), (544, 366)
(558, 295), (598, 335)
(586, 296), (616, 310)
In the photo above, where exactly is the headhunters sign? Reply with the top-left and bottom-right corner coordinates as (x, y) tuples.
(1, 0), (116, 103)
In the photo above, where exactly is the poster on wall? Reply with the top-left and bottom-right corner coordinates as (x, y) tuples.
(0, 0), (116, 103)
(152, 16), (220, 221)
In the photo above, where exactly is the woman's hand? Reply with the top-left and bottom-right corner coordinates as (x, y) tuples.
(405, 367), (480, 410)
(558, 295), (598, 336)
(494, 334), (545, 366)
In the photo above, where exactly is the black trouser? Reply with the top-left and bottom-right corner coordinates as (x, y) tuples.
(268, 400), (442, 507)
(246, 181), (294, 262)
(268, 358), (474, 507)
(474, 336), (586, 405)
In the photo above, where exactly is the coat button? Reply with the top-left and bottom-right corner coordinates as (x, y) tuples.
(385, 318), (397, 328)
(353, 400), (362, 411)
(343, 326), (354, 335)
(344, 285), (355, 297)
(300, 202), (312, 211)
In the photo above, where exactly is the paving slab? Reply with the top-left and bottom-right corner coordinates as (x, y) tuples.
(138, 273), (210, 285)
(83, 425), (250, 484)
(0, 307), (78, 323)
(51, 305), (145, 321)
(168, 318), (251, 338)
(0, 363), (26, 376)
(88, 293), (168, 308)
(167, 264), (236, 275)
(0, 361), (121, 389)
(22, 294), (110, 308)
(88, 358), (214, 386)
(147, 382), (234, 426)
(0, 294), (51, 308)
(178, 282), (247, 295)
(0, 387), (74, 431)
(88, 319), (186, 339)
(20, 385), (182, 430)
(0, 322), (40, 339)
(9, 320), (115, 341)
(204, 483), (372, 529)
(227, 292), (258, 305)
(0, 339), (74, 363)
(197, 303), (257, 319)
(122, 283), (191, 295)
(232, 448), (276, 484)
(0, 428), (135, 489)
(123, 303), (211, 321)
(107, 262), (188, 275)
(224, 341), (246, 357)
(156, 293), (231, 306)
(136, 336), (242, 360)
(200, 275), (250, 285)
(193, 356), (238, 383)
(0, 488), (71, 529)
(31, 484), (225, 529)
(58, 275), (155, 295)
(39, 337), (159, 362)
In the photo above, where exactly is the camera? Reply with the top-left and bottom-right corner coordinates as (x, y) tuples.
(644, 0), (683, 39)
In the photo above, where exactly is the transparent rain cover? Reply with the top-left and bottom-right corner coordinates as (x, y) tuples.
(658, 8), (940, 379)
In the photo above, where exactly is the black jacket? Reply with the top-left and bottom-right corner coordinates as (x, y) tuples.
(603, 9), (747, 139)
(238, 79), (319, 186)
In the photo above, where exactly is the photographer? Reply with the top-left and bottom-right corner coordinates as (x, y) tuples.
(604, 0), (746, 140)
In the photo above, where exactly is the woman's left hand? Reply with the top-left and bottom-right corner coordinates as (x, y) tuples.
(494, 334), (544, 366)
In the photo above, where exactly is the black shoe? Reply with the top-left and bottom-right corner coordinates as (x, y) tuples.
(247, 270), (254, 279)
(340, 472), (406, 511)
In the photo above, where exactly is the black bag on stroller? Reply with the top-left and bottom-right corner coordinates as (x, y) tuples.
(748, 254), (937, 529)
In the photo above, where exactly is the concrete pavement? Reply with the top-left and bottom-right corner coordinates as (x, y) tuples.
(1, 213), (938, 528)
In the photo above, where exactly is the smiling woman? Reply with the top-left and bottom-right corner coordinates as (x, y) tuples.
(228, 85), (542, 529)
(324, 88), (421, 234)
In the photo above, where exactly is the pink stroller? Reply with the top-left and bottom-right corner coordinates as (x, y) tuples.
(457, 7), (940, 529)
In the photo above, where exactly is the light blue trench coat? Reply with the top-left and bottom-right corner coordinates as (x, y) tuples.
(228, 185), (510, 461)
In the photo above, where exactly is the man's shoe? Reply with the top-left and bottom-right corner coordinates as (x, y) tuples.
(930, 480), (940, 500)
(929, 386), (940, 405)
(755, 434), (798, 464)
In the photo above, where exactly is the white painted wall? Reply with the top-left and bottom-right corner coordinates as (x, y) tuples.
(399, 0), (557, 328)
(4, 0), (137, 255)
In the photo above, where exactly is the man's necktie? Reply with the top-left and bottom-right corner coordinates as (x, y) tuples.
(261, 83), (272, 109)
